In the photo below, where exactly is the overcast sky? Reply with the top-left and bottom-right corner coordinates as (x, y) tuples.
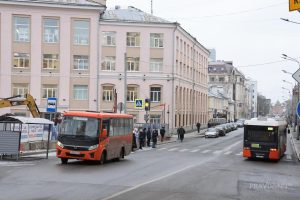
(107, 0), (300, 104)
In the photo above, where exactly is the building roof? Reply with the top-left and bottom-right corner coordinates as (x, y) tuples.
(0, 0), (105, 8)
(102, 6), (172, 23)
(1, 116), (54, 125)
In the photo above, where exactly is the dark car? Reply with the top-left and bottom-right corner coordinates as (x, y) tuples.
(215, 125), (226, 136)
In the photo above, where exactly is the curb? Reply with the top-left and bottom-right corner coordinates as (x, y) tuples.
(289, 134), (300, 161)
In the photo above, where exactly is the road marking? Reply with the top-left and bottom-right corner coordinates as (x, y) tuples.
(190, 149), (200, 153)
(168, 148), (178, 151)
(158, 147), (167, 151)
(202, 150), (211, 153)
(0, 161), (36, 167)
(236, 151), (243, 156)
(222, 141), (242, 152)
(24, 152), (56, 157)
(179, 149), (189, 152)
(102, 164), (196, 200)
(224, 151), (232, 155)
(286, 154), (292, 160)
(213, 150), (222, 154)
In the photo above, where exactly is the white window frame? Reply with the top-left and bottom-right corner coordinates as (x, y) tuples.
(127, 87), (137, 102)
(150, 115), (161, 124)
(43, 54), (59, 69)
(126, 32), (140, 47)
(14, 16), (30, 42)
(73, 20), (89, 45)
(42, 85), (58, 98)
(150, 58), (163, 72)
(12, 84), (29, 97)
(73, 85), (88, 100)
(150, 33), (163, 48)
(126, 57), (139, 71)
(102, 86), (113, 102)
(101, 56), (116, 71)
(150, 87), (161, 102)
(74, 55), (89, 70)
(43, 18), (59, 43)
(13, 53), (30, 68)
(102, 31), (116, 46)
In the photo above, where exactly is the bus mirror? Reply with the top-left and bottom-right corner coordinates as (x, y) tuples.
(288, 129), (290, 134)
(101, 129), (108, 138)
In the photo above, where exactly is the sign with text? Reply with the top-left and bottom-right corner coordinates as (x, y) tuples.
(289, 0), (300, 11)
(47, 97), (57, 112)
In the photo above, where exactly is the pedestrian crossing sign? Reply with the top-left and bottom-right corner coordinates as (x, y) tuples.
(134, 99), (144, 109)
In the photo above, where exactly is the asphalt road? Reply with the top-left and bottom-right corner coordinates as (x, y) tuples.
(0, 128), (299, 200)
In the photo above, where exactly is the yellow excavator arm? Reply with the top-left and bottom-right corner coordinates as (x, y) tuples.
(0, 94), (40, 118)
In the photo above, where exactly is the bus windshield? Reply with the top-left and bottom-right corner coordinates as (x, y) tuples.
(245, 126), (276, 143)
(60, 116), (99, 138)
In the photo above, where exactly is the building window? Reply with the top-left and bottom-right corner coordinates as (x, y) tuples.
(12, 84), (29, 97)
(127, 87), (137, 102)
(101, 56), (116, 71)
(43, 18), (59, 43)
(42, 84), (58, 98)
(73, 20), (89, 45)
(219, 77), (225, 82)
(13, 16), (30, 42)
(150, 58), (163, 72)
(126, 32), (140, 47)
(73, 85), (88, 100)
(150, 33), (163, 48)
(13, 53), (30, 68)
(102, 31), (116, 46)
(102, 86), (113, 102)
(126, 57), (139, 71)
(209, 77), (215, 82)
(74, 55), (89, 70)
(150, 87), (161, 102)
(43, 54), (59, 69)
(150, 114), (161, 124)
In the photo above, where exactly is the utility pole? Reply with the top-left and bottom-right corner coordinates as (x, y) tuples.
(124, 53), (127, 114)
(151, 0), (153, 14)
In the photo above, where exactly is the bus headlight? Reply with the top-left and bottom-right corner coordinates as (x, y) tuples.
(57, 141), (64, 148)
(88, 144), (99, 151)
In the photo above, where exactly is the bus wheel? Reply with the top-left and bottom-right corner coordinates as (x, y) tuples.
(120, 148), (125, 159)
(99, 152), (106, 165)
(61, 158), (68, 164)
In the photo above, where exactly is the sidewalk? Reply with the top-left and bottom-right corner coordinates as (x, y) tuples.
(157, 129), (206, 145)
(290, 129), (300, 161)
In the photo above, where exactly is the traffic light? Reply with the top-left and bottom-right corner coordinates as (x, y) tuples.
(145, 98), (150, 111)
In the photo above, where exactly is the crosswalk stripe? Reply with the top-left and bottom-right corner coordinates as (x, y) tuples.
(179, 149), (189, 152)
(202, 150), (211, 153)
(190, 149), (200, 153)
(158, 147), (167, 151)
(168, 148), (178, 151)
(224, 151), (232, 155)
(235, 151), (243, 156)
(213, 150), (222, 154)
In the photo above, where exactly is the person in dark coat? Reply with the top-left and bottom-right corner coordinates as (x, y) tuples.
(152, 129), (158, 148)
(196, 122), (201, 133)
(146, 128), (151, 147)
(139, 128), (146, 149)
(132, 132), (137, 151)
(160, 127), (166, 142)
(177, 126), (185, 142)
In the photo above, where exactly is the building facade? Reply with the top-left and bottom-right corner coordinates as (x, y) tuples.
(0, 2), (209, 132)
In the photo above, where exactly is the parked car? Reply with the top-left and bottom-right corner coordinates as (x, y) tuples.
(205, 128), (219, 138)
(215, 125), (226, 136)
(236, 120), (244, 128)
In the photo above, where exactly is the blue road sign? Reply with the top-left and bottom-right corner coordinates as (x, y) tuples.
(47, 97), (57, 113)
(297, 101), (300, 118)
(134, 99), (144, 109)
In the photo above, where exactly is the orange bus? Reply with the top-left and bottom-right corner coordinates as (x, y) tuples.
(56, 111), (133, 164)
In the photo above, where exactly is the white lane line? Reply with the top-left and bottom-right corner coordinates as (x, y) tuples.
(0, 161), (36, 167)
(102, 164), (196, 200)
(190, 149), (201, 153)
(286, 155), (292, 160)
(158, 147), (167, 151)
(213, 150), (223, 154)
(168, 148), (179, 152)
(202, 150), (211, 153)
(224, 151), (232, 155)
(222, 141), (242, 152)
(24, 152), (56, 157)
(179, 149), (189, 152)
(235, 151), (243, 156)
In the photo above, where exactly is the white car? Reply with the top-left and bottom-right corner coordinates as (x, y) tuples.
(205, 128), (219, 138)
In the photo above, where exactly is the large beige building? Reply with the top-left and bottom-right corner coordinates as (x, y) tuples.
(0, 1), (209, 132)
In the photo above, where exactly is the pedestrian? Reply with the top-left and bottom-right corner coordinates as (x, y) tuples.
(139, 128), (146, 149)
(196, 122), (201, 133)
(177, 126), (185, 142)
(134, 128), (139, 148)
(132, 131), (137, 151)
(146, 128), (151, 147)
(160, 126), (166, 142)
(152, 129), (158, 148)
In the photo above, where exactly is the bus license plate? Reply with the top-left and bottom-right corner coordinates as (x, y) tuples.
(70, 151), (80, 155)
(251, 143), (260, 148)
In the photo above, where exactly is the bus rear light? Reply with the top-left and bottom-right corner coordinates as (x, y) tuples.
(243, 148), (251, 157)
(270, 148), (277, 151)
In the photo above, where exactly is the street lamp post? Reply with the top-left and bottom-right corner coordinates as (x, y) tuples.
(282, 54), (300, 140)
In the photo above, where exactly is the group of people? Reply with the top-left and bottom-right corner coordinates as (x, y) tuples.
(132, 127), (166, 150)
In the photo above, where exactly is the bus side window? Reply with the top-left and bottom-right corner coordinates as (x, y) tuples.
(102, 119), (110, 137)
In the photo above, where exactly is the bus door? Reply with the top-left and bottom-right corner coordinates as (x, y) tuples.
(101, 119), (113, 160)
